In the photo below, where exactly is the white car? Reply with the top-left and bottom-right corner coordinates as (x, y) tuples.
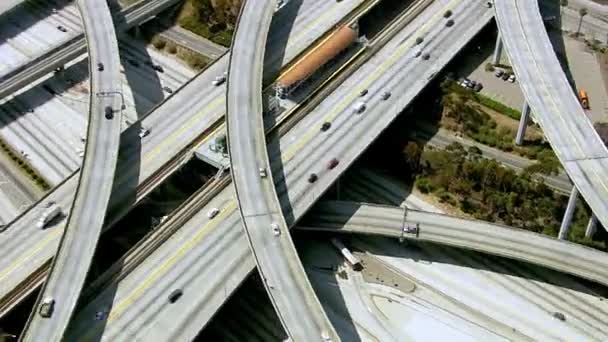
(212, 75), (226, 86)
(259, 167), (267, 178)
(508, 74), (516, 83)
(138, 128), (150, 138)
(353, 101), (366, 114)
(37, 204), (61, 229)
(39, 297), (55, 318)
(271, 223), (281, 236)
(207, 208), (220, 219)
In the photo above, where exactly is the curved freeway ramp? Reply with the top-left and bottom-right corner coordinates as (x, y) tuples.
(21, 0), (123, 340)
(494, 0), (608, 229)
(226, 0), (339, 340)
(299, 201), (608, 288)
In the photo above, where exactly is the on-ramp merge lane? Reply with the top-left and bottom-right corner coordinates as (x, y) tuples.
(20, 0), (123, 340)
(299, 201), (608, 288)
(226, 0), (338, 340)
(494, 0), (608, 229)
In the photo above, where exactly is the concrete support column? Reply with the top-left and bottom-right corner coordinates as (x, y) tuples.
(558, 186), (579, 240)
(585, 214), (598, 239)
(492, 33), (503, 65)
(515, 102), (531, 145)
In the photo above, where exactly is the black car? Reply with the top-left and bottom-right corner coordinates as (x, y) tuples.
(308, 173), (318, 183)
(105, 106), (114, 119)
(501, 73), (510, 81)
(473, 83), (483, 92)
(321, 122), (331, 132)
(327, 158), (339, 170)
(97, 63), (104, 71)
(56, 25), (67, 32)
(153, 64), (164, 73)
(422, 53), (430, 60)
(168, 289), (183, 303)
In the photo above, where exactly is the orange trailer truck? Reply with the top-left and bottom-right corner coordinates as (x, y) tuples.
(579, 89), (590, 109)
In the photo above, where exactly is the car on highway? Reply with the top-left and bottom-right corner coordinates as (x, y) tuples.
(105, 106), (114, 119)
(36, 203), (61, 229)
(97, 63), (104, 71)
(162, 86), (173, 94)
(153, 64), (164, 73)
(39, 297), (55, 318)
(259, 167), (267, 178)
(445, 19), (454, 27)
(207, 208), (220, 219)
(359, 89), (368, 97)
(138, 127), (150, 138)
(212, 75), (226, 86)
(168, 289), (183, 303)
(56, 25), (67, 32)
(381, 92), (391, 100)
(353, 101), (366, 114)
(271, 223), (281, 236)
(422, 53), (430, 60)
(321, 122), (331, 131)
(327, 158), (339, 170)
(414, 48), (422, 58)
(308, 173), (318, 183)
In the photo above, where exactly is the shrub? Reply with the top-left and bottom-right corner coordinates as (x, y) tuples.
(416, 177), (434, 194)
(152, 36), (166, 50)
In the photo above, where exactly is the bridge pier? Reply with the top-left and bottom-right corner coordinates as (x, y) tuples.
(515, 102), (530, 145)
(558, 186), (579, 240)
(492, 33), (503, 65)
(585, 214), (598, 239)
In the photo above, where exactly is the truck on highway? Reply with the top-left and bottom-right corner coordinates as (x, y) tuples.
(579, 89), (590, 109)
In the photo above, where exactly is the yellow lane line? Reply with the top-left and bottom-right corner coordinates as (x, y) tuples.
(80, 0), (463, 336)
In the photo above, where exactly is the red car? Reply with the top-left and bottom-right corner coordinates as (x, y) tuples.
(327, 158), (339, 170)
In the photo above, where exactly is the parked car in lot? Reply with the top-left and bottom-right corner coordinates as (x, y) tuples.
(501, 73), (510, 81)
(473, 82), (483, 92)
(494, 69), (504, 77)
(508, 74), (516, 83)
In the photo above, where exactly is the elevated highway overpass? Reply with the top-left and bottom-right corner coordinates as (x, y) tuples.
(0, 0), (182, 101)
(0, 0), (370, 319)
(494, 0), (608, 230)
(63, 1), (497, 339)
(20, 0), (123, 340)
(300, 201), (608, 287)
(226, 0), (338, 339)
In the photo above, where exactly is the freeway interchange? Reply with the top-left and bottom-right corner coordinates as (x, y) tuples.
(0, 0), (607, 340)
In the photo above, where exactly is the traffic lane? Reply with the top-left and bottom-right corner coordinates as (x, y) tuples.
(0, 0), (357, 306)
(270, 0), (484, 207)
(65, 0), (490, 336)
